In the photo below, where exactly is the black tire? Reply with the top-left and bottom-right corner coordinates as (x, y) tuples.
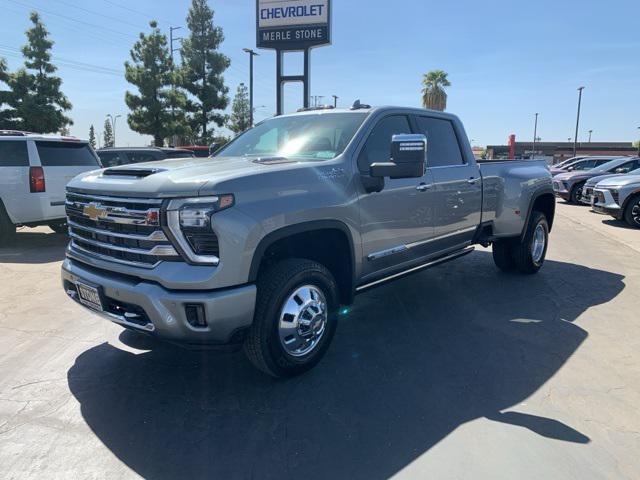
(48, 221), (68, 235)
(0, 202), (16, 246)
(569, 182), (585, 204)
(492, 239), (516, 272)
(512, 211), (549, 274)
(623, 194), (640, 228)
(244, 258), (339, 378)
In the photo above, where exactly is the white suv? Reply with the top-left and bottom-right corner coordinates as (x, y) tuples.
(0, 131), (102, 244)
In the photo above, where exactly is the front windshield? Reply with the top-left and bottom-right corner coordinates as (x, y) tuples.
(217, 112), (368, 160)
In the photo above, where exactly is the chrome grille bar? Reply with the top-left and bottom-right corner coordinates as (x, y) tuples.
(68, 220), (168, 242)
(69, 232), (178, 257)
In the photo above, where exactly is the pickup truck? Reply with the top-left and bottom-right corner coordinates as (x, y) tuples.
(61, 106), (555, 377)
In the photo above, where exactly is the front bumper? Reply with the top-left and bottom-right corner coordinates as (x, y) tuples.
(62, 258), (257, 345)
(591, 189), (622, 218)
(552, 180), (570, 200)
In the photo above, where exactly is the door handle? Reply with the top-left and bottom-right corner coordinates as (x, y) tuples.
(416, 183), (431, 192)
(467, 177), (479, 184)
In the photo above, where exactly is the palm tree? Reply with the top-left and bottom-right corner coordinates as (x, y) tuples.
(421, 70), (451, 111)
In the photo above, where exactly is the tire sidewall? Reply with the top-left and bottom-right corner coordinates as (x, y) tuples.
(262, 267), (338, 375)
(624, 196), (640, 228)
(525, 213), (549, 270)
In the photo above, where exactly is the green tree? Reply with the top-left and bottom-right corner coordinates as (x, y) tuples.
(6, 12), (72, 133)
(0, 57), (16, 129)
(227, 83), (251, 134)
(181, 0), (230, 143)
(124, 21), (189, 146)
(421, 70), (450, 111)
(88, 124), (96, 149)
(102, 118), (114, 147)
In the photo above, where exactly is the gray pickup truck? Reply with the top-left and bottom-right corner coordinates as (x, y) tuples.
(61, 106), (555, 377)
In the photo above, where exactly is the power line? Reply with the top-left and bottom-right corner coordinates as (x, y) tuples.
(101, 0), (175, 26)
(49, 0), (149, 30)
(6, 0), (137, 40)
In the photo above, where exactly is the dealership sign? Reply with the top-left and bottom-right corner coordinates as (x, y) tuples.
(256, 0), (331, 50)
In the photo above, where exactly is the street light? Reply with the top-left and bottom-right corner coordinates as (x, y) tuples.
(588, 129), (593, 143)
(637, 127), (640, 156)
(242, 48), (259, 127)
(106, 114), (121, 147)
(532, 113), (539, 160)
(573, 86), (585, 157)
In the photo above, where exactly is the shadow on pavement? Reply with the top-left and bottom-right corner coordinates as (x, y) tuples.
(0, 229), (67, 264)
(602, 219), (636, 230)
(67, 251), (624, 479)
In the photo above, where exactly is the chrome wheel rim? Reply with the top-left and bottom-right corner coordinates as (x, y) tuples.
(632, 202), (640, 225)
(531, 223), (546, 264)
(278, 285), (327, 357)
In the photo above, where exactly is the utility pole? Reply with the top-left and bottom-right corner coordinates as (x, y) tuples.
(637, 127), (640, 156)
(588, 129), (593, 142)
(532, 113), (539, 160)
(106, 114), (121, 147)
(332, 95), (338, 108)
(169, 26), (182, 146)
(243, 48), (259, 127)
(573, 86), (585, 157)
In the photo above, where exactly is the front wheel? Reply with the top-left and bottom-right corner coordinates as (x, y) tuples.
(244, 258), (339, 377)
(623, 195), (640, 228)
(569, 183), (585, 204)
(512, 211), (550, 274)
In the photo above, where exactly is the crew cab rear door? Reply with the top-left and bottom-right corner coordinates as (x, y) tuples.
(414, 115), (482, 248)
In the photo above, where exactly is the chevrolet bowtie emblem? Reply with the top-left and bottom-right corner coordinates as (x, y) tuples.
(83, 203), (109, 221)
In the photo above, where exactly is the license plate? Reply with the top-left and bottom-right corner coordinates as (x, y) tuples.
(76, 282), (103, 312)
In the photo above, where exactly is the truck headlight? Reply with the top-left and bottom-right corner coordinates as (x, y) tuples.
(166, 195), (234, 265)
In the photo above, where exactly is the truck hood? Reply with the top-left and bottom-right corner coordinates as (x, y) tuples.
(66, 156), (297, 197)
(596, 174), (640, 188)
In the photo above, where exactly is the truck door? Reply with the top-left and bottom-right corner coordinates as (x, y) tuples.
(356, 114), (437, 277)
(414, 115), (482, 249)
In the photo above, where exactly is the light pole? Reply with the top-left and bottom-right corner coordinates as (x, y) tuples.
(532, 113), (539, 159)
(588, 129), (593, 143)
(573, 86), (585, 157)
(637, 127), (640, 156)
(106, 114), (121, 147)
(243, 48), (259, 127)
(332, 95), (338, 108)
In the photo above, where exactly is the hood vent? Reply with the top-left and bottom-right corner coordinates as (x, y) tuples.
(252, 156), (295, 165)
(102, 167), (166, 178)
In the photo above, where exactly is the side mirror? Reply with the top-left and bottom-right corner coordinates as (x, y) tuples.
(614, 167), (627, 174)
(567, 166), (575, 171)
(370, 134), (426, 179)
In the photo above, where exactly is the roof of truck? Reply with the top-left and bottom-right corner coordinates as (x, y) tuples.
(0, 130), (87, 142)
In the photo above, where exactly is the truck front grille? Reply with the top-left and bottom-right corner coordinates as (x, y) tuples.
(65, 192), (181, 268)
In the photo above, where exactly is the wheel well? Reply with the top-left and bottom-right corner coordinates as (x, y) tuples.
(532, 193), (556, 231)
(622, 190), (640, 212)
(253, 228), (355, 305)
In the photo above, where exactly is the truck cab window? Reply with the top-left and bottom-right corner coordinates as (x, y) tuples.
(416, 117), (464, 167)
(357, 115), (411, 172)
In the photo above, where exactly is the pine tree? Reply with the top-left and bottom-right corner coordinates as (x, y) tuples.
(6, 13), (72, 133)
(88, 124), (96, 149)
(103, 119), (114, 147)
(181, 0), (230, 143)
(125, 21), (189, 146)
(227, 83), (251, 134)
(0, 57), (16, 129)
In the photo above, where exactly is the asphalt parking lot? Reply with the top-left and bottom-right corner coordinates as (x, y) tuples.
(0, 202), (639, 480)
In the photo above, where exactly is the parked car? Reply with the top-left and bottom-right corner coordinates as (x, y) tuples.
(0, 131), (101, 244)
(592, 173), (640, 227)
(180, 145), (210, 158)
(550, 156), (619, 176)
(96, 147), (194, 167)
(580, 163), (640, 205)
(61, 105), (555, 377)
(553, 157), (640, 204)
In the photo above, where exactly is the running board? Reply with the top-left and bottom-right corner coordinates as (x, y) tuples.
(355, 246), (475, 293)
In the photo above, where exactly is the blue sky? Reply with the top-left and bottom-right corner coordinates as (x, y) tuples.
(1, 0), (639, 147)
